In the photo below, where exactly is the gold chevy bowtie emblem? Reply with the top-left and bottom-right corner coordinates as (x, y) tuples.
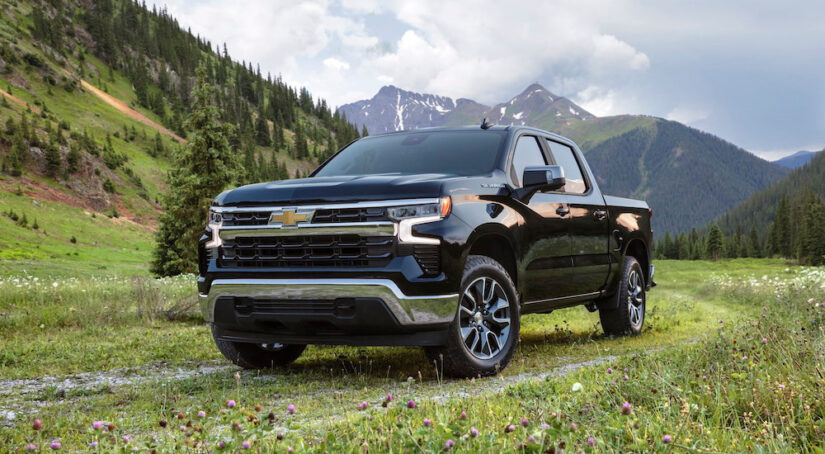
(269, 210), (308, 226)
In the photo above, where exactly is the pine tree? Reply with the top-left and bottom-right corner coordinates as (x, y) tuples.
(66, 144), (81, 173)
(706, 224), (724, 261)
(151, 66), (240, 277)
(44, 142), (61, 177)
(254, 115), (271, 146)
(799, 198), (825, 265)
(773, 195), (792, 257)
(361, 125), (369, 137)
(748, 225), (762, 258)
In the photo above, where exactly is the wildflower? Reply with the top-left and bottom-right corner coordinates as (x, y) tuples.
(198, 411), (206, 418)
(177, 412), (185, 419)
(226, 400), (236, 408)
(386, 393), (393, 402)
(33, 419), (43, 430)
(470, 427), (479, 437)
(587, 437), (596, 446)
(179, 425), (186, 431)
(50, 442), (61, 450)
(742, 356), (748, 360)
(89, 441), (98, 448)
(218, 441), (225, 448)
(122, 436), (131, 442)
(541, 423), (550, 430)
(620, 402), (632, 415)
(93, 421), (104, 430)
(358, 402), (368, 410)
(242, 441), (251, 449)
(459, 411), (467, 420)
(26, 445), (37, 452)
(762, 338), (768, 344)
(423, 418), (432, 427)
(407, 376), (414, 382)
(287, 404), (296, 414)
(662, 435), (673, 443)
(623, 375), (629, 381)
(702, 375), (707, 381)
(606, 368), (613, 374)
(528, 435), (536, 443)
(521, 417), (529, 427)
(777, 384), (785, 389)
(445, 439), (455, 450)
(571, 382), (583, 392)
(407, 400), (416, 409)
(570, 422), (578, 431)
(505, 424), (516, 433)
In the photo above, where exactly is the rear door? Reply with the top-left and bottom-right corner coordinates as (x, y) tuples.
(545, 138), (611, 294)
(509, 134), (576, 301)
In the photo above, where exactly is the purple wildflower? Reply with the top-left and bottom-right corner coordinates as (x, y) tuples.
(226, 400), (236, 408)
(445, 439), (455, 450)
(459, 411), (467, 420)
(762, 338), (769, 344)
(587, 437), (596, 446)
(521, 417), (529, 427)
(26, 445), (37, 452)
(606, 368), (613, 374)
(407, 400), (416, 409)
(386, 393), (393, 401)
(198, 411), (206, 418)
(621, 402), (632, 415)
(89, 441), (98, 448)
(505, 424), (516, 433)
(358, 402), (368, 410)
(242, 441), (251, 449)
(218, 441), (225, 449)
(33, 419), (43, 430)
(287, 404), (296, 414)
(423, 418), (432, 427)
(122, 435), (131, 442)
(540, 423), (550, 430)
(50, 442), (61, 450)
(470, 427), (479, 437)
(662, 435), (673, 443)
(92, 421), (104, 430)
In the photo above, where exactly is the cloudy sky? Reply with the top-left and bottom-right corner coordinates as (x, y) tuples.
(153, 0), (824, 160)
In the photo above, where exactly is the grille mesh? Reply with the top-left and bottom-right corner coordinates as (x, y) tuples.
(218, 235), (394, 268)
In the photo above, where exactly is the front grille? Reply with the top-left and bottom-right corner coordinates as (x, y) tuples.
(218, 235), (394, 268)
(413, 244), (441, 276)
(221, 211), (271, 226)
(312, 207), (388, 223)
(233, 297), (356, 317)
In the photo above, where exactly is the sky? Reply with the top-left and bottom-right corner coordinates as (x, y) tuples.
(152, 0), (825, 160)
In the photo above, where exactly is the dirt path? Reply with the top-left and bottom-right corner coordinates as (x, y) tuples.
(78, 79), (186, 144)
(0, 88), (41, 114)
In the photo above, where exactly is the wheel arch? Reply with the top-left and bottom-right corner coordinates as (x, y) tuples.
(464, 228), (519, 292)
(623, 238), (650, 286)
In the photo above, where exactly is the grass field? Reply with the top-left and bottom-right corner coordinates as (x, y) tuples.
(1, 258), (823, 452)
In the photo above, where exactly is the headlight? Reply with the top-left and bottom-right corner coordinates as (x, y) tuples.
(393, 197), (451, 245)
(387, 197), (451, 221)
(205, 209), (223, 248)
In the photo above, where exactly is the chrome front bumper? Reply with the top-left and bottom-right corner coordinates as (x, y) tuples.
(200, 278), (459, 327)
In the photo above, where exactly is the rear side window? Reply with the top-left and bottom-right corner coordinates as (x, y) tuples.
(546, 139), (587, 194)
(510, 136), (546, 186)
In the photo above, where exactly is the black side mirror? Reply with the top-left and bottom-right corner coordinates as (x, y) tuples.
(523, 165), (565, 192)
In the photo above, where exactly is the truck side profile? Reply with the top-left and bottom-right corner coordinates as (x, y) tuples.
(198, 125), (654, 377)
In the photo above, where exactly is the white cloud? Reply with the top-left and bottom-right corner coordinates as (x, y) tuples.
(323, 58), (351, 71)
(666, 105), (711, 125)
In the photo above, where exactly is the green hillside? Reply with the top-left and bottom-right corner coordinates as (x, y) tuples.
(0, 0), (360, 275)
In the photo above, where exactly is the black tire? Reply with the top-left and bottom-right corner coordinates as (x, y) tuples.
(599, 256), (646, 336)
(426, 255), (520, 378)
(211, 325), (306, 369)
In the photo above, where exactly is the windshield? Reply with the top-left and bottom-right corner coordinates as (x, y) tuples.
(314, 130), (507, 177)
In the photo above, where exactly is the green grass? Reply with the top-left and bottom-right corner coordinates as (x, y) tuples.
(0, 188), (154, 276)
(1, 259), (822, 452)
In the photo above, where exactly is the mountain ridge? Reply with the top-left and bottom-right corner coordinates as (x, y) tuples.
(773, 150), (820, 169)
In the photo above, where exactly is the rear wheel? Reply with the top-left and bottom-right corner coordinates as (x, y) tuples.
(599, 256), (646, 336)
(211, 325), (306, 369)
(426, 255), (520, 378)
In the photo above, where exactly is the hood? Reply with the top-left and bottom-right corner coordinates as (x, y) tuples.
(214, 174), (458, 206)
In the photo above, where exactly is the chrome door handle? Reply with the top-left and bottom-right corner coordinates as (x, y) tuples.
(556, 206), (570, 217)
(593, 209), (607, 221)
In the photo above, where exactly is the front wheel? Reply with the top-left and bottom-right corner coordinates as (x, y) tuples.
(426, 255), (520, 378)
(599, 256), (646, 336)
(211, 325), (306, 369)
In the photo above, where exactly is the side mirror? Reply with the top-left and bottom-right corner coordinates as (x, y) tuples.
(522, 165), (565, 192)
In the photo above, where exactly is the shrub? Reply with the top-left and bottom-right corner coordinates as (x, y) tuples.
(102, 178), (115, 193)
(69, 235), (76, 243)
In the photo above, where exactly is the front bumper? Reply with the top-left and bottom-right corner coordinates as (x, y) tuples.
(200, 278), (459, 344)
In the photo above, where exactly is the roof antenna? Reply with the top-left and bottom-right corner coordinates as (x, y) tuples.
(480, 117), (495, 130)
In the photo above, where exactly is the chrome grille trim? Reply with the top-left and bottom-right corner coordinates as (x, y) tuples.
(218, 222), (395, 239)
(210, 198), (441, 213)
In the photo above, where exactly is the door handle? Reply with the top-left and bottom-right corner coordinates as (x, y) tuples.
(556, 206), (570, 217)
(593, 209), (607, 221)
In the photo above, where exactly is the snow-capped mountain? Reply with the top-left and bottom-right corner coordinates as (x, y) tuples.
(338, 83), (594, 134)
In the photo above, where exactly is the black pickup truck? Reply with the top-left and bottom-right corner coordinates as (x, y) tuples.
(198, 125), (654, 377)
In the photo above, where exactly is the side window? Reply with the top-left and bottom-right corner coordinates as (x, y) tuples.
(546, 140), (587, 194)
(510, 136), (546, 187)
